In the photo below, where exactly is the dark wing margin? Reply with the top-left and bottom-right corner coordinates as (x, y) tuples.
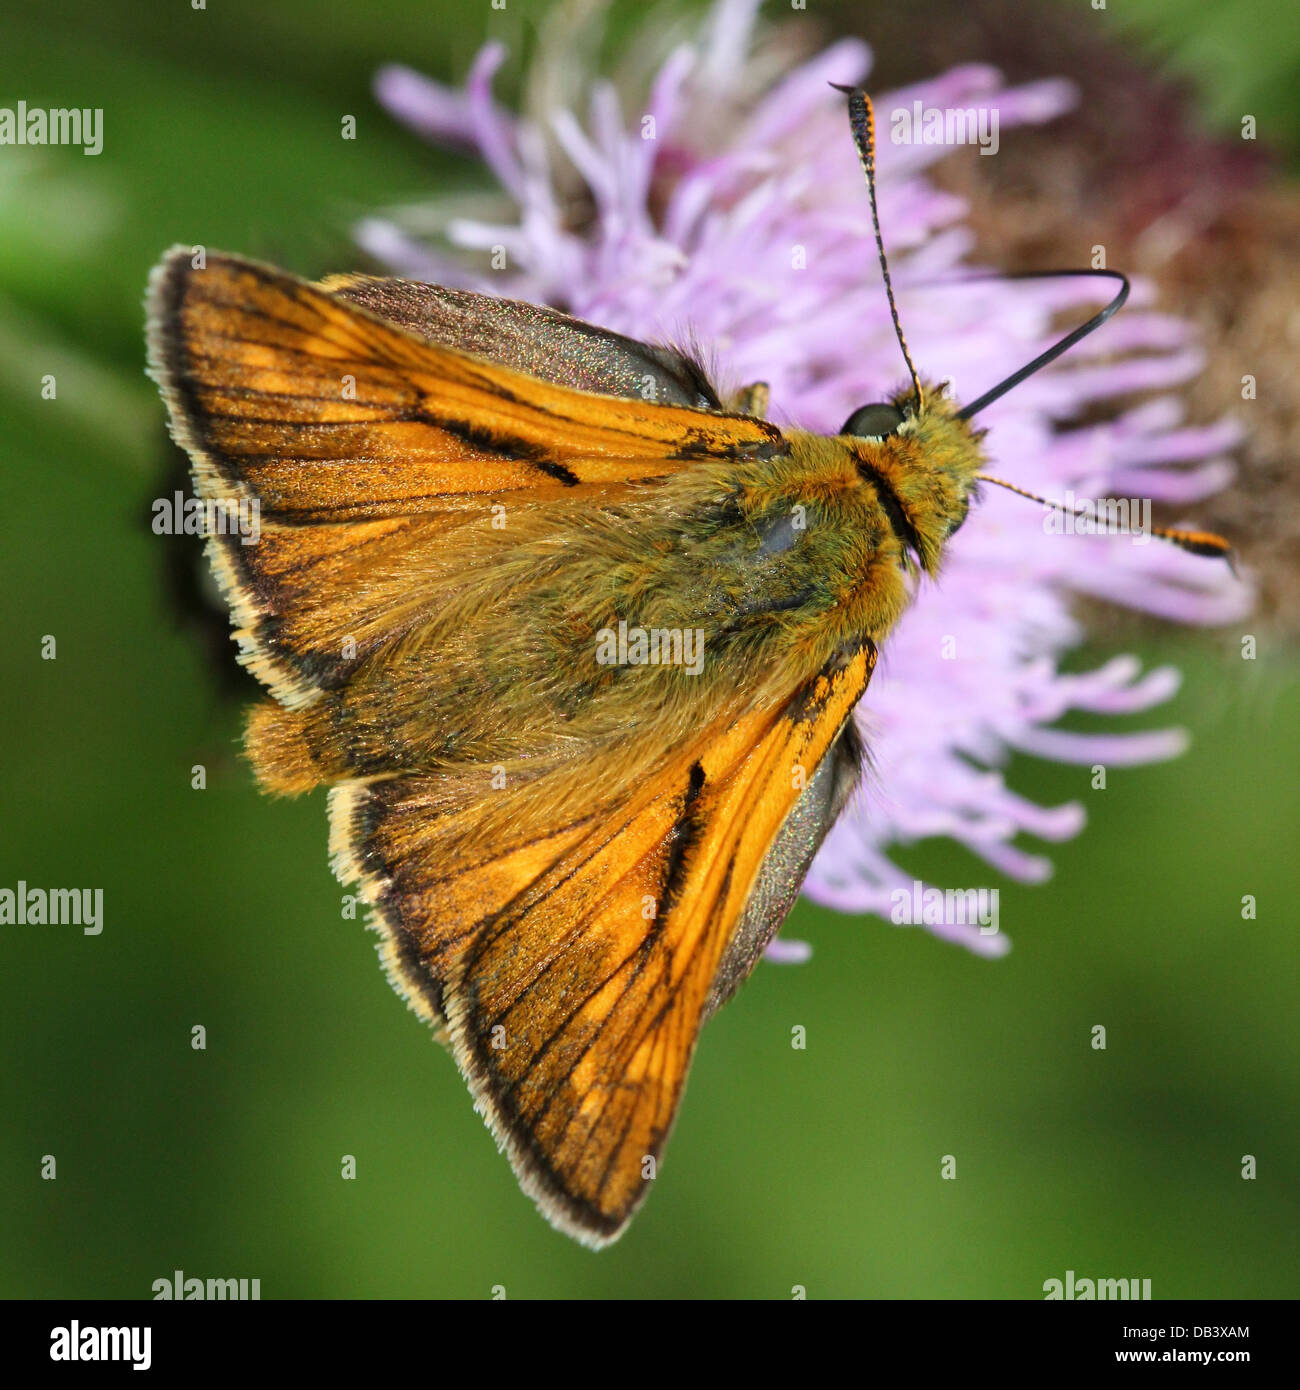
(704, 708), (866, 1019)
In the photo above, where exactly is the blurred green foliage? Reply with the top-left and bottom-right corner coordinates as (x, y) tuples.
(1, 0), (1296, 1298)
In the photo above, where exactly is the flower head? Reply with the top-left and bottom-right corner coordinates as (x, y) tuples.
(361, 0), (1250, 955)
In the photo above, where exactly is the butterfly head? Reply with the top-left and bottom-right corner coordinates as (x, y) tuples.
(840, 380), (985, 576)
(830, 87), (1228, 575)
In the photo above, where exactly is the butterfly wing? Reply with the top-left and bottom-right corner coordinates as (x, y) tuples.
(318, 272), (727, 409)
(330, 637), (876, 1246)
(145, 249), (786, 707)
(146, 247), (783, 518)
(147, 247), (868, 1244)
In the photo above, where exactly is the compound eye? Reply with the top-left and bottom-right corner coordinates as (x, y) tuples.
(842, 402), (904, 438)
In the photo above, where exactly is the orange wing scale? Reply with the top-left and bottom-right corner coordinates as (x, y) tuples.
(147, 246), (873, 1246)
(330, 640), (875, 1245)
(149, 250), (784, 521)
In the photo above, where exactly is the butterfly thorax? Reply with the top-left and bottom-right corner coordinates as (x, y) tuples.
(228, 398), (985, 794)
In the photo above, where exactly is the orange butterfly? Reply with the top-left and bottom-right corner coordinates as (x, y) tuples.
(146, 90), (1226, 1246)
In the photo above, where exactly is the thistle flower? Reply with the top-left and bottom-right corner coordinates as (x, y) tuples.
(359, 0), (1250, 955)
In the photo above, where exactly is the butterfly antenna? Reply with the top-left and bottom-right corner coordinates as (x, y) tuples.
(834, 84), (924, 413)
(976, 473), (1233, 560)
(957, 269), (1130, 420)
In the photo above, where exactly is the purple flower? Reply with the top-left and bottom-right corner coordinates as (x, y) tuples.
(361, 0), (1251, 956)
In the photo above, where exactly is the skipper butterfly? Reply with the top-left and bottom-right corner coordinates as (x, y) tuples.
(146, 90), (1227, 1247)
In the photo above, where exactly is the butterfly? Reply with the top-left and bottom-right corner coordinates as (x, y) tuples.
(145, 89), (1228, 1247)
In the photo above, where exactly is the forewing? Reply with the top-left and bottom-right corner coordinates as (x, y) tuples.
(319, 273), (727, 409)
(145, 248), (786, 705)
(146, 247), (784, 519)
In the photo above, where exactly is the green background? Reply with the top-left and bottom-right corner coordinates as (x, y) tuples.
(1, 0), (1296, 1298)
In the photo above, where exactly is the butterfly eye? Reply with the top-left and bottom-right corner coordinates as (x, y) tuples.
(946, 495), (971, 537)
(841, 402), (904, 438)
